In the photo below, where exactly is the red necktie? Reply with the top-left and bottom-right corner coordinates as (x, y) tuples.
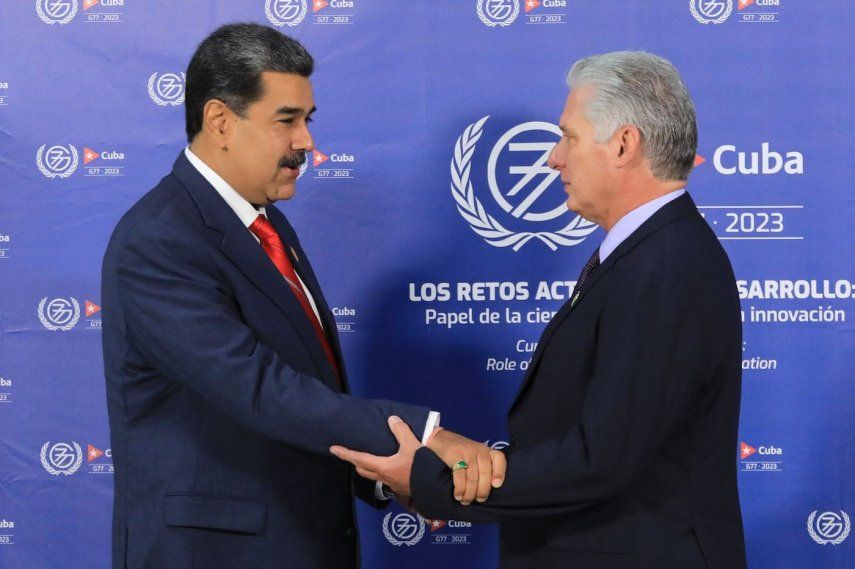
(249, 215), (340, 382)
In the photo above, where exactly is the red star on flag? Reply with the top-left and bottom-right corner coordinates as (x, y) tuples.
(83, 0), (100, 10)
(426, 519), (447, 531)
(525, 0), (541, 13)
(738, 0), (755, 10)
(85, 301), (101, 317)
(313, 0), (329, 12)
(313, 149), (329, 166)
(88, 444), (104, 462)
(740, 442), (757, 459)
(693, 154), (706, 168)
(83, 147), (101, 165)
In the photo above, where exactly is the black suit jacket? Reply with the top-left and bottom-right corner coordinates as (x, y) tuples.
(411, 193), (747, 569)
(102, 152), (430, 568)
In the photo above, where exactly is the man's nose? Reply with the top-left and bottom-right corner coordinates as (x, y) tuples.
(292, 122), (314, 153)
(547, 141), (563, 170)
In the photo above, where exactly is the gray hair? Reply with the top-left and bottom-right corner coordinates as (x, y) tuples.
(567, 51), (697, 181)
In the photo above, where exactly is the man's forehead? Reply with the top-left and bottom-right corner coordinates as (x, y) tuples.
(561, 87), (594, 124)
(558, 95), (578, 127)
(258, 71), (314, 108)
(568, 85), (595, 108)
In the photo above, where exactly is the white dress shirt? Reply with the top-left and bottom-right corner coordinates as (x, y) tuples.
(184, 147), (325, 325)
(184, 147), (439, 499)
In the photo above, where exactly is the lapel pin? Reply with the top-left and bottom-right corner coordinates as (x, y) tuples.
(571, 291), (580, 308)
(290, 246), (300, 263)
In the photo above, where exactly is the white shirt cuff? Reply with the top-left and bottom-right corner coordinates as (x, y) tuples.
(374, 481), (388, 500)
(373, 411), (441, 500)
(421, 411), (441, 444)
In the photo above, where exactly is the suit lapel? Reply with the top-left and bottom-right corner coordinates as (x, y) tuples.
(508, 193), (700, 414)
(266, 207), (349, 390)
(508, 254), (619, 414)
(266, 208), (331, 321)
(171, 153), (340, 389)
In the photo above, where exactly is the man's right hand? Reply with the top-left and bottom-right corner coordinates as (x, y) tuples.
(426, 428), (506, 505)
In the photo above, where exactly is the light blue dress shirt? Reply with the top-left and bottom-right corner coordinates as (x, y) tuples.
(598, 189), (686, 262)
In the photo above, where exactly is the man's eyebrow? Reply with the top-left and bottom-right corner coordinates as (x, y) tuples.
(274, 105), (317, 116)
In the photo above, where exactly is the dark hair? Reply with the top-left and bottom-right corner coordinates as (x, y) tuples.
(184, 23), (314, 142)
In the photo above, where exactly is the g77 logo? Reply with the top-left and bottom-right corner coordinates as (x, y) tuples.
(36, 145), (79, 178)
(451, 116), (597, 251)
(36, 0), (79, 25)
(690, 0), (733, 24)
(148, 73), (186, 106)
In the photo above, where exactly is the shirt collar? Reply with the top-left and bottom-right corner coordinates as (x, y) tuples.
(599, 188), (686, 262)
(184, 146), (266, 227)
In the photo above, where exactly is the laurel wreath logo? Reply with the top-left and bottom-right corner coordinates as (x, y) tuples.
(382, 512), (425, 546)
(689, 0), (732, 24)
(40, 441), (83, 476)
(265, 0), (308, 27)
(36, 0), (78, 25)
(38, 297), (80, 331)
(807, 511), (851, 545)
(477, 0), (520, 27)
(451, 116), (598, 251)
(147, 73), (186, 106)
(36, 145), (79, 179)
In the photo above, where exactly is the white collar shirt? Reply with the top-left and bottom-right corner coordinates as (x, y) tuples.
(183, 146), (323, 327)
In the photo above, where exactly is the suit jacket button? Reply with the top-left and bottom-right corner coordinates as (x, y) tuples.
(345, 526), (355, 538)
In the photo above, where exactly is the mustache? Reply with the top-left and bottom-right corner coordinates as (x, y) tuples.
(278, 152), (307, 169)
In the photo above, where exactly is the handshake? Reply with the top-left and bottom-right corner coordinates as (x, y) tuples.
(330, 416), (507, 505)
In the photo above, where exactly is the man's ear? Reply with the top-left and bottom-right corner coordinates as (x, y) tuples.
(612, 124), (643, 168)
(202, 99), (234, 150)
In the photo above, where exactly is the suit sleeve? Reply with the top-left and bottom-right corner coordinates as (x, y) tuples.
(113, 224), (429, 458)
(411, 269), (709, 522)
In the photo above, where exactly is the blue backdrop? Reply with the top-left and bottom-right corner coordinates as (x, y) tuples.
(1, 1), (852, 567)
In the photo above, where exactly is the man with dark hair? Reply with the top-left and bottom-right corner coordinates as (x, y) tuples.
(102, 23), (504, 569)
(334, 51), (747, 569)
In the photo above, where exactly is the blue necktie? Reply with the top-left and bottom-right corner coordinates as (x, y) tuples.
(574, 247), (601, 293)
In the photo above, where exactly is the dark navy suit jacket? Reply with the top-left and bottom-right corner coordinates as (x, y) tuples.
(412, 194), (747, 569)
(102, 152), (429, 568)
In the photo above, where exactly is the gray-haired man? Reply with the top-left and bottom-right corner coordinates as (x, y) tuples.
(334, 51), (747, 569)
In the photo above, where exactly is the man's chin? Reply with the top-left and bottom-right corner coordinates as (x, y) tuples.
(566, 197), (580, 213)
(266, 183), (297, 203)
